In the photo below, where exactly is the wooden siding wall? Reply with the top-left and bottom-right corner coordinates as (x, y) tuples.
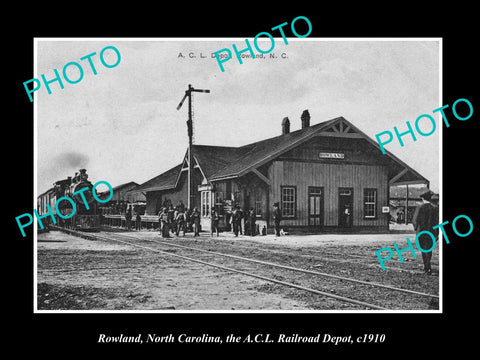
(111, 184), (146, 202)
(280, 136), (391, 166)
(145, 192), (161, 215)
(145, 172), (190, 215)
(268, 160), (388, 227)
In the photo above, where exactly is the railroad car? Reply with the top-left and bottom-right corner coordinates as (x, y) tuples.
(37, 169), (101, 231)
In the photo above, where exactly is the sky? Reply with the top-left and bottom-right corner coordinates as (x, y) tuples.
(35, 38), (441, 195)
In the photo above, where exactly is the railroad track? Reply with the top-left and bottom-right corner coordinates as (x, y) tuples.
(100, 226), (439, 272)
(55, 228), (439, 311)
(149, 235), (439, 273)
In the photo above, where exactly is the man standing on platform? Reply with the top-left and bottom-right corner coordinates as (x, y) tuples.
(159, 207), (171, 238)
(232, 206), (242, 237)
(125, 206), (132, 231)
(412, 190), (439, 275)
(273, 202), (282, 237)
(135, 212), (141, 231)
(175, 210), (187, 236)
(177, 200), (185, 213)
(192, 207), (201, 237)
(248, 208), (256, 237)
(211, 208), (220, 237)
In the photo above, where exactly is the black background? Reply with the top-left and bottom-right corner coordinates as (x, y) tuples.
(7, 4), (478, 355)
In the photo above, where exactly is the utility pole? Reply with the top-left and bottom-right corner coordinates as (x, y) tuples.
(177, 84), (210, 210)
(405, 184), (409, 225)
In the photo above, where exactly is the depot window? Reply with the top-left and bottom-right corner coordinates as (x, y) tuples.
(255, 188), (263, 218)
(364, 188), (377, 219)
(201, 191), (211, 217)
(281, 186), (296, 218)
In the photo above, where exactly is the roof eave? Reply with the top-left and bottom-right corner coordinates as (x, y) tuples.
(209, 174), (240, 182)
(134, 185), (176, 193)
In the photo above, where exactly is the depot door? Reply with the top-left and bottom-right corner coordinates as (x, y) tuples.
(308, 187), (324, 228)
(338, 188), (353, 228)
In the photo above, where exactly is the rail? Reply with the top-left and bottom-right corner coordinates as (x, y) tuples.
(91, 232), (387, 310)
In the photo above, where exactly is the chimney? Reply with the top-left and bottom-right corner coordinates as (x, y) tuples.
(301, 109), (310, 128)
(281, 117), (290, 135)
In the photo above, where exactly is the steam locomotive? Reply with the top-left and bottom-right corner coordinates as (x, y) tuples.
(37, 169), (101, 231)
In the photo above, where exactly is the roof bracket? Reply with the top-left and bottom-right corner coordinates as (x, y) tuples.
(251, 168), (271, 186)
(389, 168), (409, 185)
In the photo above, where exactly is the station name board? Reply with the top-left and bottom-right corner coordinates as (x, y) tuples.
(319, 152), (345, 159)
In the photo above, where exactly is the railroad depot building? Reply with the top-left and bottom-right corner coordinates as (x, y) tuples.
(134, 111), (429, 233)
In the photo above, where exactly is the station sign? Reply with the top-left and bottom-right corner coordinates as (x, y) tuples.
(319, 152), (345, 159)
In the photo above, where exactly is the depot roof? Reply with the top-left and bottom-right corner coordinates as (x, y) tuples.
(134, 116), (429, 192)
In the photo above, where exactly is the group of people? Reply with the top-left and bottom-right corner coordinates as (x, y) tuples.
(227, 202), (283, 237)
(229, 206), (260, 237)
(124, 206), (141, 231)
(157, 202), (201, 238)
(104, 201), (132, 215)
(123, 199), (285, 239)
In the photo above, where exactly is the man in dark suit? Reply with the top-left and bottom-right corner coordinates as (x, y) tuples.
(210, 208), (220, 237)
(125, 206), (132, 230)
(232, 206), (242, 237)
(248, 208), (256, 237)
(273, 202), (282, 237)
(192, 208), (201, 237)
(412, 190), (439, 275)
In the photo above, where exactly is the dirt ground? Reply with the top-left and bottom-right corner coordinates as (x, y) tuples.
(37, 231), (306, 311)
(36, 228), (440, 311)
